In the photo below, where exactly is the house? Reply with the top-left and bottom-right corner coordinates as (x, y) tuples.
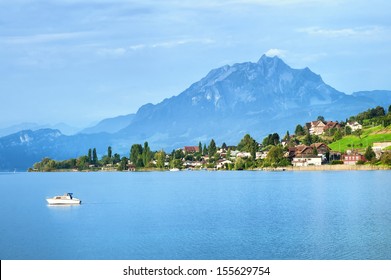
(310, 143), (330, 155)
(128, 164), (136, 171)
(329, 151), (342, 161)
(372, 141), (391, 152)
(294, 145), (314, 157)
(346, 121), (362, 132)
(306, 121), (326, 135)
(216, 160), (233, 169)
(255, 152), (264, 160)
(324, 121), (340, 132)
(306, 120), (340, 135)
(183, 161), (202, 169)
(183, 146), (199, 154)
(373, 142), (391, 159)
(236, 152), (252, 158)
(229, 150), (240, 158)
(342, 152), (366, 165)
(292, 156), (322, 167)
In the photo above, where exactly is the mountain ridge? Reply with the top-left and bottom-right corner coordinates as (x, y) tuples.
(1, 55), (390, 171)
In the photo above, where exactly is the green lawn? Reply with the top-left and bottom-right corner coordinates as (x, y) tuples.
(329, 125), (391, 152)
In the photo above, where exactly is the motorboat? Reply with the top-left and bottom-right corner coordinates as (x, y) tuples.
(46, 193), (81, 205)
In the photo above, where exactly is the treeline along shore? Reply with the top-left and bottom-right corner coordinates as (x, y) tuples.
(29, 105), (391, 172)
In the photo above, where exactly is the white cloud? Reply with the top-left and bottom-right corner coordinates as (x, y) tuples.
(96, 47), (127, 57)
(2, 32), (92, 44)
(298, 26), (383, 38)
(97, 38), (214, 57)
(265, 48), (287, 58)
(151, 38), (214, 48)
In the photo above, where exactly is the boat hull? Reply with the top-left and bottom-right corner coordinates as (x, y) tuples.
(46, 198), (81, 205)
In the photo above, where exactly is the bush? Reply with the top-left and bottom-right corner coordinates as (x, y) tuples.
(331, 160), (344, 165)
(380, 152), (391, 165)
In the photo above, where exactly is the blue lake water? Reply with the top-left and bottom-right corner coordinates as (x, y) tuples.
(0, 171), (390, 260)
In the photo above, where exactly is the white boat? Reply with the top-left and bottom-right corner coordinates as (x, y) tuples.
(46, 193), (81, 205)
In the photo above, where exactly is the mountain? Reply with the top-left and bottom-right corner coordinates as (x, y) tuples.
(351, 90), (391, 110)
(1, 55), (390, 171)
(0, 129), (64, 171)
(114, 55), (374, 148)
(0, 129), (111, 171)
(80, 114), (135, 134)
(0, 122), (80, 137)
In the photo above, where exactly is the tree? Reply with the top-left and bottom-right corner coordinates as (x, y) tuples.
(222, 142), (227, 150)
(170, 158), (183, 169)
(317, 116), (325, 122)
(234, 157), (245, 170)
(364, 146), (376, 162)
(76, 155), (89, 170)
(374, 106), (385, 117)
(238, 134), (258, 159)
(303, 130), (312, 146)
(155, 150), (166, 169)
(283, 130), (290, 141)
(113, 153), (121, 164)
(262, 133), (280, 146)
(295, 124), (305, 136)
(117, 157), (128, 171)
(130, 144), (143, 167)
(198, 142), (203, 155)
(208, 139), (217, 158)
(345, 125), (352, 135)
(142, 142), (152, 167)
(107, 146), (112, 159)
(172, 149), (184, 160)
(100, 155), (111, 165)
(265, 145), (288, 167)
(92, 148), (98, 165)
(388, 105), (391, 115)
(353, 129), (363, 139)
(203, 144), (208, 156)
(88, 149), (92, 163)
(272, 133), (280, 145)
(333, 130), (342, 141)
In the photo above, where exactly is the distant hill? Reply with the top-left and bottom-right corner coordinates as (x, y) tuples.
(0, 122), (80, 137)
(80, 114), (135, 134)
(0, 55), (390, 171)
(351, 90), (391, 109)
(0, 129), (111, 171)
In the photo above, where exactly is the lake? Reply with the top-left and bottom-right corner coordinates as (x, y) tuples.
(0, 171), (390, 260)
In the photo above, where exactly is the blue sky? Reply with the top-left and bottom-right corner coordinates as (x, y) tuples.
(1, 0), (390, 129)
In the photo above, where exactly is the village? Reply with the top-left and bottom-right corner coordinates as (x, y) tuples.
(138, 119), (390, 171)
(30, 105), (391, 172)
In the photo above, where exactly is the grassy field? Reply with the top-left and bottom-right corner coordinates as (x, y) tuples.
(328, 125), (391, 152)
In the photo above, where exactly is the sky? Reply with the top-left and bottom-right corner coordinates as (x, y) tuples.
(1, 0), (390, 129)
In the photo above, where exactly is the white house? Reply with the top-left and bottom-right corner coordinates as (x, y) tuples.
(372, 141), (391, 152)
(292, 156), (322, 167)
(346, 121), (362, 132)
(236, 152), (251, 158)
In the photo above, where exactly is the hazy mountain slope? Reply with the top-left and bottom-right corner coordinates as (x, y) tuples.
(1, 55), (390, 170)
(80, 114), (135, 134)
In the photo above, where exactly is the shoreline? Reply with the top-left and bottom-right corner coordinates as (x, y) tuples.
(23, 164), (391, 173)
(284, 164), (390, 171)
